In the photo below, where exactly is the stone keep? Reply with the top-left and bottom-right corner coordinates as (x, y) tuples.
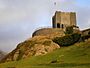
(52, 11), (77, 28)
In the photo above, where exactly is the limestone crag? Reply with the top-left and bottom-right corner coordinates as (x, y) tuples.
(1, 36), (60, 63)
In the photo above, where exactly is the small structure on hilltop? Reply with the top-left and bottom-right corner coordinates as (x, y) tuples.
(82, 28), (90, 36)
(52, 11), (79, 30)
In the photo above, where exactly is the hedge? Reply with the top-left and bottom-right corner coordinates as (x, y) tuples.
(65, 26), (73, 34)
(53, 33), (81, 46)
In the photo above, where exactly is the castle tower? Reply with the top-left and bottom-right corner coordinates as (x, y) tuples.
(52, 11), (77, 29)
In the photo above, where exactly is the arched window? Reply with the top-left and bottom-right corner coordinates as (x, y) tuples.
(57, 23), (60, 28)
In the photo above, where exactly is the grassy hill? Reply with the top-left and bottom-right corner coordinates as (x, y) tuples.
(0, 39), (90, 68)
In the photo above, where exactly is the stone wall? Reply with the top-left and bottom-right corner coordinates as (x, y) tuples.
(61, 12), (71, 26)
(70, 12), (76, 26)
(32, 28), (65, 39)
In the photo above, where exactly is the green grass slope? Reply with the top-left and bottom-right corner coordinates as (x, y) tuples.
(0, 39), (90, 68)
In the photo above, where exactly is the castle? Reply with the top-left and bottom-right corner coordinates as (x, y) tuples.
(52, 11), (78, 29)
(32, 11), (79, 37)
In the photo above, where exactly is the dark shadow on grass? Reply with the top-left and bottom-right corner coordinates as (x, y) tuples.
(38, 63), (90, 67)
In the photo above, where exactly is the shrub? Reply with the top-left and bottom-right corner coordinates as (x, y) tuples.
(53, 33), (81, 46)
(65, 26), (73, 34)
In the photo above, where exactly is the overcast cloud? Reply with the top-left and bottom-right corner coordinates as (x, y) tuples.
(0, 0), (90, 52)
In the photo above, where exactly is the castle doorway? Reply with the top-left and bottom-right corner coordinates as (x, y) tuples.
(57, 23), (60, 28)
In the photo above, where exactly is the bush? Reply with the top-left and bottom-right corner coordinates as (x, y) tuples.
(53, 33), (81, 46)
(65, 26), (73, 34)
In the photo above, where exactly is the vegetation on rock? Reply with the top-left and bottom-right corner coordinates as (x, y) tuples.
(65, 26), (73, 34)
(53, 33), (81, 46)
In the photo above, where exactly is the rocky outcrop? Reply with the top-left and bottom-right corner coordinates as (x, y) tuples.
(1, 36), (60, 63)
(0, 50), (5, 61)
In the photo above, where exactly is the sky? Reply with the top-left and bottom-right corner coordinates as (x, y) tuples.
(0, 0), (90, 52)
